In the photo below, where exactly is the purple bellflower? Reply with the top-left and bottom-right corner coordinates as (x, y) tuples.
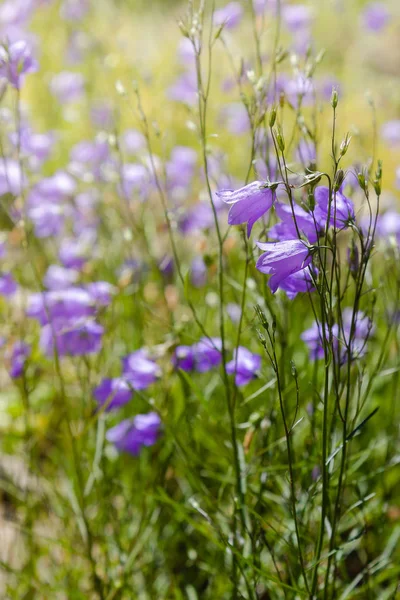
(278, 267), (317, 300)
(8, 341), (31, 378)
(256, 239), (313, 293)
(0, 272), (17, 296)
(122, 349), (161, 390)
(363, 2), (390, 32)
(217, 181), (275, 236)
(50, 71), (85, 103)
(313, 186), (355, 230)
(214, 2), (243, 29)
(93, 377), (133, 411)
(106, 412), (161, 456)
(226, 347), (261, 386)
(269, 201), (320, 244)
(0, 40), (38, 89)
(40, 319), (103, 357)
(173, 337), (222, 373)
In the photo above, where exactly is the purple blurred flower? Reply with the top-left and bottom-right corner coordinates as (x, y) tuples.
(50, 71), (85, 103)
(0, 40), (38, 89)
(226, 347), (261, 386)
(226, 302), (241, 323)
(61, 0), (90, 21)
(282, 5), (314, 31)
(44, 265), (79, 290)
(342, 308), (374, 360)
(214, 2), (243, 29)
(121, 129), (146, 155)
(269, 201), (320, 244)
(278, 267), (317, 300)
(86, 281), (117, 307)
(219, 103), (251, 135)
(0, 0), (35, 28)
(177, 38), (196, 66)
(106, 412), (161, 456)
(381, 120), (400, 147)
(0, 272), (17, 296)
(0, 159), (25, 196)
(295, 139), (316, 167)
(122, 350), (161, 390)
(191, 256), (207, 287)
(173, 337), (222, 372)
(91, 101), (113, 129)
(40, 319), (103, 357)
(167, 70), (197, 106)
(363, 2), (390, 32)
(217, 181), (275, 236)
(375, 210), (400, 243)
(32, 171), (76, 200)
(93, 377), (133, 411)
(313, 186), (355, 229)
(10, 127), (55, 170)
(27, 288), (95, 325)
(28, 203), (66, 238)
(301, 321), (338, 360)
(59, 233), (95, 269)
(256, 239), (313, 293)
(8, 341), (30, 378)
(119, 163), (150, 200)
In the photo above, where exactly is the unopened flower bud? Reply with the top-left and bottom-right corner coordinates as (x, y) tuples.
(275, 126), (285, 152)
(334, 169), (345, 192)
(269, 106), (277, 128)
(348, 239), (359, 280)
(331, 88), (338, 108)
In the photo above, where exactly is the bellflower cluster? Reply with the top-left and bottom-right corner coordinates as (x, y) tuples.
(26, 284), (113, 358)
(301, 310), (374, 363)
(106, 412), (161, 456)
(94, 349), (161, 411)
(0, 40), (38, 89)
(226, 347), (261, 386)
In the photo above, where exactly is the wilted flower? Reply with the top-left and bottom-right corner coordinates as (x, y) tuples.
(226, 347), (261, 386)
(106, 412), (161, 456)
(0, 40), (38, 89)
(217, 181), (275, 236)
(256, 239), (313, 293)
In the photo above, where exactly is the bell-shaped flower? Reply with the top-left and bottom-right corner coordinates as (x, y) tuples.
(256, 239), (313, 293)
(106, 412), (161, 456)
(217, 181), (275, 236)
(313, 186), (355, 230)
(226, 347), (261, 386)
